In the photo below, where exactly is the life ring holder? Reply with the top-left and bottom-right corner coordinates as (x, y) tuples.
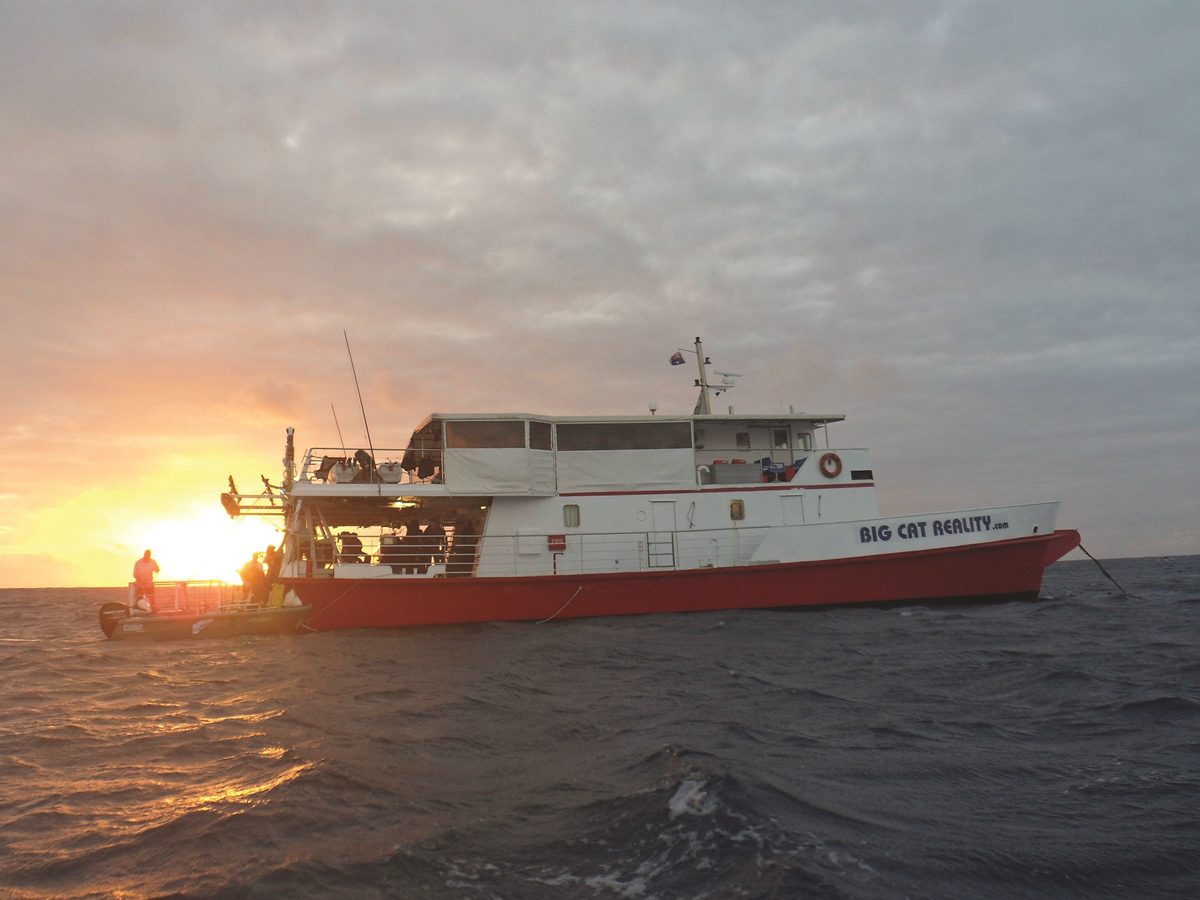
(819, 452), (843, 479)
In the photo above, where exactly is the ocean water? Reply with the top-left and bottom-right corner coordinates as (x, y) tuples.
(0, 556), (1197, 899)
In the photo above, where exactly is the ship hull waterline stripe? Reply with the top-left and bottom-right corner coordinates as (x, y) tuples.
(282, 530), (1080, 631)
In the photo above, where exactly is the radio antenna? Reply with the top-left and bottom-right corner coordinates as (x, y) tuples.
(343, 330), (377, 480)
(331, 403), (347, 458)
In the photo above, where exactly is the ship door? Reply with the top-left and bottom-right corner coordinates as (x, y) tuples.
(781, 494), (805, 525)
(648, 501), (677, 569)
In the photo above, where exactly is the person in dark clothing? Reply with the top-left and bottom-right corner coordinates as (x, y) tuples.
(379, 532), (404, 573)
(352, 449), (377, 483)
(398, 514), (426, 574)
(422, 517), (447, 569)
(447, 516), (480, 577)
(338, 532), (365, 563)
(264, 544), (283, 582)
(239, 553), (269, 604)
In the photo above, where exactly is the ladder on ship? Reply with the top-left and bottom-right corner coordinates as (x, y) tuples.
(647, 501), (677, 569)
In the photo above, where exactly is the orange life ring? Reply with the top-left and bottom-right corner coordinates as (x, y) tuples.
(819, 452), (843, 478)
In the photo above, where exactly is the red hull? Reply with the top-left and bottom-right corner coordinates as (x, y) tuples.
(285, 530), (1081, 631)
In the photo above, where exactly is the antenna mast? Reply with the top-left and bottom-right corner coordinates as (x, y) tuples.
(283, 426), (295, 492)
(694, 336), (712, 414)
(343, 330), (377, 476)
(331, 404), (347, 458)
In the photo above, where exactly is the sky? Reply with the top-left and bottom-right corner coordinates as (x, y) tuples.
(1, 1), (1197, 587)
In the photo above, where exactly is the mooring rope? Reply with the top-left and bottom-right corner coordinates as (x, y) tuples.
(537, 586), (585, 624)
(534, 571), (682, 623)
(299, 581), (361, 631)
(1078, 542), (1145, 601)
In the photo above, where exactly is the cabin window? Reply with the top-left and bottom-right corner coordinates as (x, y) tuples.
(694, 428), (706, 449)
(796, 432), (813, 451)
(736, 432), (751, 449)
(529, 421), (553, 450)
(773, 429), (789, 449)
(563, 504), (581, 528)
(730, 499), (745, 521)
(556, 421), (692, 451)
(445, 420), (525, 449)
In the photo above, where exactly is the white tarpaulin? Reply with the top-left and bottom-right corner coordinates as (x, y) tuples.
(555, 449), (696, 492)
(443, 448), (556, 494)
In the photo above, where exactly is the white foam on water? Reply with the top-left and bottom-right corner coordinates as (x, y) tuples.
(668, 778), (717, 819)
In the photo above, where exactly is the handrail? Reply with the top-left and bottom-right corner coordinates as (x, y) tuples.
(300, 447), (443, 485)
(127, 580), (242, 615)
(306, 522), (776, 579)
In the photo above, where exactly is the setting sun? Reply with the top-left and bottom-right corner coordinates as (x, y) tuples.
(130, 507), (283, 584)
(0, 448), (290, 587)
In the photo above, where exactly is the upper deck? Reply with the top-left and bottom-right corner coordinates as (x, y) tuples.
(291, 410), (859, 500)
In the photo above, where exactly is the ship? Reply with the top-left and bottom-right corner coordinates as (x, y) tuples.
(221, 338), (1080, 631)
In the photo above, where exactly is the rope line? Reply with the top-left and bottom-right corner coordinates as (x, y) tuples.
(1078, 542), (1145, 601)
(535, 570), (682, 623)
(300, 581), (361, 630)
(537, 586), (584, 624)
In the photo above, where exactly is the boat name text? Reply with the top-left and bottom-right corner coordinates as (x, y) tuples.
(858, 515), (1009, 544)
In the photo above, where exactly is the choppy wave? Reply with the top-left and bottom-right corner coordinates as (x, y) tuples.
(1, 559), (1198, 898)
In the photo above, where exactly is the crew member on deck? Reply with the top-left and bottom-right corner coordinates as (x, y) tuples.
(264, 544), (283, 583)
(338, 532), (365, 564)
(422, 517), (447, 569)
(447, 516), (479, 577)
(379, 532), (404, 573)
(398, 514), (426, 574)
(132, 549), (160, 611)
(240, 553), (269, 604)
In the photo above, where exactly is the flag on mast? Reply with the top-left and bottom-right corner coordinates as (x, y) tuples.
(669, 351), (686, 366)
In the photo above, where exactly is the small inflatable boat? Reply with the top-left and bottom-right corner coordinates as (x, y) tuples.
(100, 601), (310, 640)
(99, 580), (310, 640)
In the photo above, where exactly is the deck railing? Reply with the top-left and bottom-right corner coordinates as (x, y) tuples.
(299, 447), (819, 488)
(300, 447), (443, 485)
(475, 527), (765, 576)
(312, 524), (770, 579)
(128, 580), (243, 615)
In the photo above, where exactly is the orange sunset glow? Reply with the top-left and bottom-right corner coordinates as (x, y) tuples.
(128, 509), (282, 585)
(3, 444), (285, 587)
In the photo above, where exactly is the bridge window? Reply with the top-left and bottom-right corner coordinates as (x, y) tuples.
(556, 421), (692, 451)
(445, 420), (526, 448)
(563, 504), (580, 528)
(530, 421), (553, 450)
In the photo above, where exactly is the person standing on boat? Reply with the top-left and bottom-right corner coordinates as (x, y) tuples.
(263, 544), (283, 583)
(397, 514), (425, 574)
(447, 516), (479, 577)
(337, 531), (365, 564)
(132, 549), (159, 610)
(379, 532), (404, 573)
(405, 515), (445, 574)
(239, 553), (268, 604)
(422, 517), (447, 569)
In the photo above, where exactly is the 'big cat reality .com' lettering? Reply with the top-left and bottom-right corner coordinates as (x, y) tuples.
(859, 515), (1008, 544)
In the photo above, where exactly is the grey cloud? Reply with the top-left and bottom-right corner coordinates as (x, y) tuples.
(0, 0), (1197, 568)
